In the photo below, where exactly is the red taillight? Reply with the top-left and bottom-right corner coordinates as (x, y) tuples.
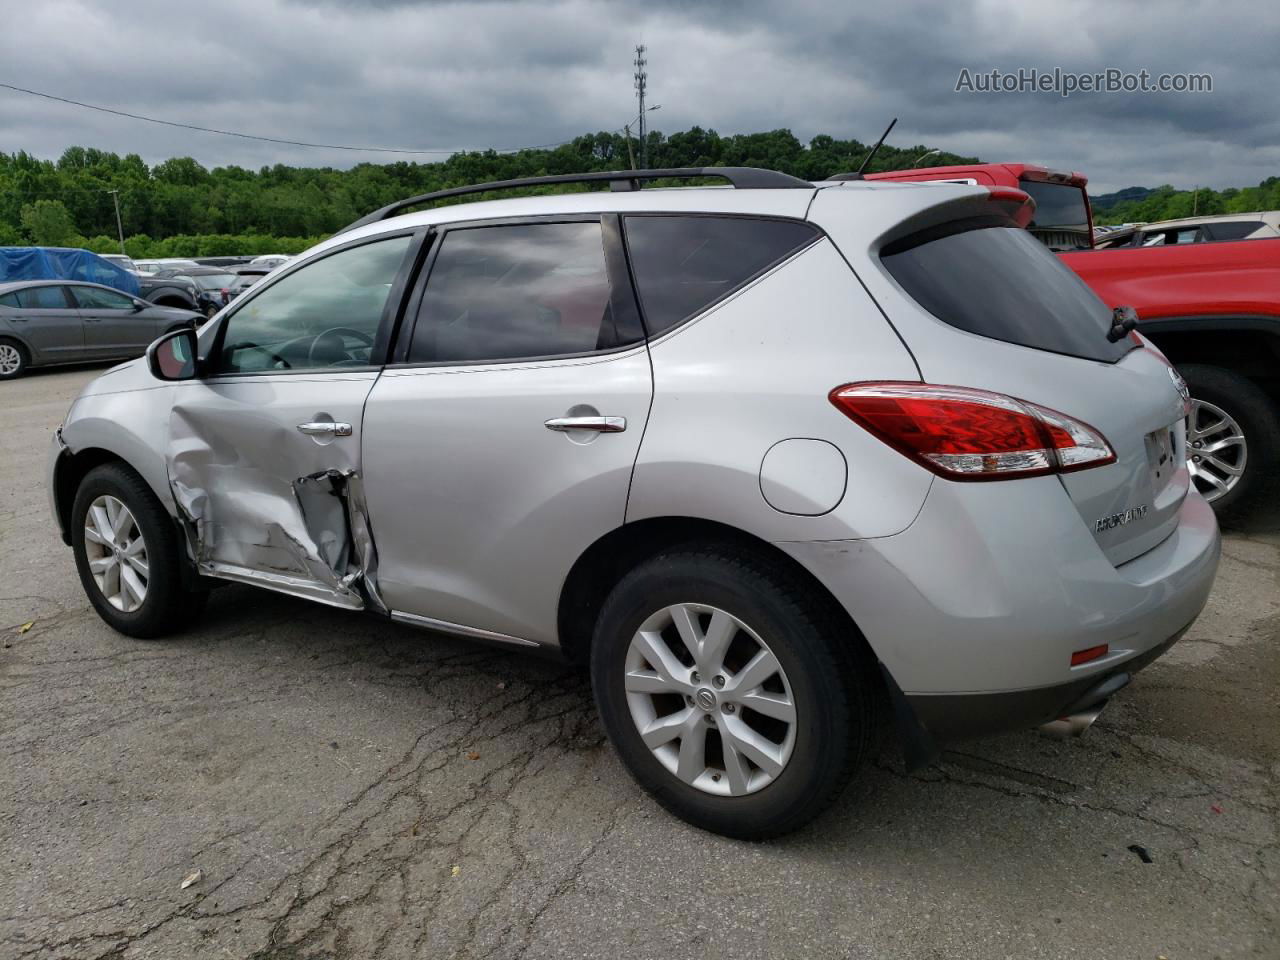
(829, 382), (1116, 481)
(1070, 644), (1109, 666)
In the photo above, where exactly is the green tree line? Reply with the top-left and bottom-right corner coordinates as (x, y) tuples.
(1, 128), (977, 254)
(1093, 177), (1280, 225)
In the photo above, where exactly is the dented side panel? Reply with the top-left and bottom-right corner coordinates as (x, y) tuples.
(165, 373), (381, 610)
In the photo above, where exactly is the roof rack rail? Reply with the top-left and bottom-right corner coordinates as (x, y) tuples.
(337, 166), (812, 234)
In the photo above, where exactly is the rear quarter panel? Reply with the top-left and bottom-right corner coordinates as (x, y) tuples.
(627, 237), (932, 540)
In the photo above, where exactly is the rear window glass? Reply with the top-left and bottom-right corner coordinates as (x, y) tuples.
(1206, 220), (1264, 241)
(881, 225), (1134, 363)
(1019, 181), (1089, 232)
(624, 215), (820, 335)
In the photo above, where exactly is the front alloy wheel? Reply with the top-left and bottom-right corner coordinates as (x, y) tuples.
(624, 603), (797, 796)
(82, 494), (149, 612)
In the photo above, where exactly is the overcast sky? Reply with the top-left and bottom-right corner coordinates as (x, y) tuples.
(0, 0), (1275, 194)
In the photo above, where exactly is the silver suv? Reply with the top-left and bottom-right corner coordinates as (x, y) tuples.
(48, 167), (1221, 838)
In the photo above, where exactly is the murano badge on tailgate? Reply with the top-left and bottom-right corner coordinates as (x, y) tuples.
(1094, 505), (1149, 533)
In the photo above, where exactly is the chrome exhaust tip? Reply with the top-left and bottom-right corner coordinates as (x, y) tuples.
(1038, 703), (1106, 740)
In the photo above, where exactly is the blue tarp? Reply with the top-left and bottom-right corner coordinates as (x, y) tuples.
(0, 247), (140, 296)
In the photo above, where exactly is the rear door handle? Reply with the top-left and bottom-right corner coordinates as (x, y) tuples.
(296, 421), (353, 437)
(544, 416), (627, 433)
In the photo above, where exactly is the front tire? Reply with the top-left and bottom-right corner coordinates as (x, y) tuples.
(71, 463), (206, 638)
(591, 546), (871, 839)
(1181, 364), (1280, 524)
(0, 338), (28, 380)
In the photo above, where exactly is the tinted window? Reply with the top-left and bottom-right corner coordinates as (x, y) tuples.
(624, 216), (819, 335)
(185, 273), (237, 290)
(408, 221), (626, 364)
(16, 286), (70, 309)
(0, 292), (18, 307)
(1206, 220), (1264, 241)
(1020, 181), (1090, 232)
(881, 225), (1134, 363)
(71, 286), (136, 310)
(212, 235), (411, 374)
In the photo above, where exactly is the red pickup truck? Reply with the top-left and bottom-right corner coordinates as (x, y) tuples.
(872, 163), (1280, 521)
(1061, 239), (1280, 518)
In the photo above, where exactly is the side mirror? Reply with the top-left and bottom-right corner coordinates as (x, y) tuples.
(147, 327), (199, 381)
(131, 299), (146, 312)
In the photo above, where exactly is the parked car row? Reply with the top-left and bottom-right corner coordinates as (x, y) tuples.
(50, 167), (1221, 839)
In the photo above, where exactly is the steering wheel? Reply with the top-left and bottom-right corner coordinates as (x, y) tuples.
(307, 327), (375, 366)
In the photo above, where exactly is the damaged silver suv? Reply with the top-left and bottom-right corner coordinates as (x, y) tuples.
(50, 167), (1220, 838)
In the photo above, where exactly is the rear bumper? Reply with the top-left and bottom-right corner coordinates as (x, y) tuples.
(905, 624), (1185, 740)
(777, 477), (1221, 738)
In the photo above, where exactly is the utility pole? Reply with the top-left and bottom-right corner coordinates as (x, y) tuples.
(634, 44), (648, 169)
(108, 189), (126, 255)
(623, 123), (637, 170)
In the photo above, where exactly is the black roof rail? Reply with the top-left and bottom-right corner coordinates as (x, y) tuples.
(336, 166), (812, 234)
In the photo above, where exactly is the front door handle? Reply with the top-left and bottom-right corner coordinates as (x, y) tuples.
(544, 416), (627, 433)
(296, 421), (353, 437)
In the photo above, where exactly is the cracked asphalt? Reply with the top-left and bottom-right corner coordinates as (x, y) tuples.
(2, 365), (1278, 960)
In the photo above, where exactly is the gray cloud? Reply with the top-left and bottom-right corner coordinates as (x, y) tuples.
(0, 0), (1275, 192)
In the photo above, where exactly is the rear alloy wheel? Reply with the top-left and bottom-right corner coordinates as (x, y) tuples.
(0, 339), (28, 379)
(592, 547), (871, 839)
(1180, 364), (1280, 524)
(1186, 398), (1246, 502)
(624, 603), (797, 796)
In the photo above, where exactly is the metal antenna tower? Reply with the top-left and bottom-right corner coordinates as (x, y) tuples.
(634, 44), (648, 168)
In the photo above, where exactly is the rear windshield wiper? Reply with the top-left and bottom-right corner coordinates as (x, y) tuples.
(1106, 305), (1139, 342)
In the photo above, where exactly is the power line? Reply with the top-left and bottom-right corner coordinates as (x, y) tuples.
(0, 82), (583, 156)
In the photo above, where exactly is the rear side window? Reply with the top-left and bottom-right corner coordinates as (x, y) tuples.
(624, 215), (820, 335)
(0, 292), (17, 307)
(1204, 220), (1264, 241)
(16, 286), (70, 309)
(881, 225), (1134, 363)
(408, 220), (634, 364)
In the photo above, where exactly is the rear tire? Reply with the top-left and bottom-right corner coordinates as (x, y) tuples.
(71, 463), (206, 638)
(1180, 364), (1280, 525)
(0, 338), (29, 380)
(591, 546), (871, 839)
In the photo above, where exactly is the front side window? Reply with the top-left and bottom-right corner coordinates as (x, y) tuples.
(16, 286), (70, 309)
(211, 235), (412, 375)
(623, 215), (820, 335)
(408, 221), (625, 364)
(71, 286), (136, 310)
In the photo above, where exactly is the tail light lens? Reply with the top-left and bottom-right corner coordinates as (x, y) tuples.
(830, 382), (1115, 480)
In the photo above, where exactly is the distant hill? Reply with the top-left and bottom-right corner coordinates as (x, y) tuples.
(1090, 186), (1155, 211)
(0, 130), (978, 251)
(1091, 177), (1280, 225)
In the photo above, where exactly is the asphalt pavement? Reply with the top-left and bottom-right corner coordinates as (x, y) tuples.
(2, 365), (1277, 959)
